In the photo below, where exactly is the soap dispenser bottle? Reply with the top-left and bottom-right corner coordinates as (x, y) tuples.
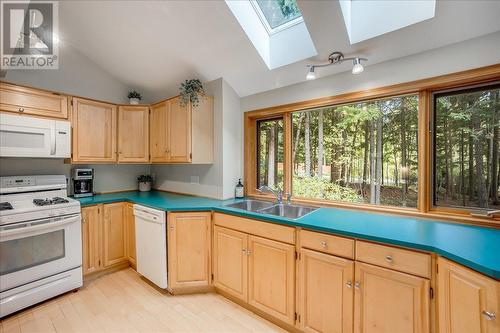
(235, 179), (244, 198)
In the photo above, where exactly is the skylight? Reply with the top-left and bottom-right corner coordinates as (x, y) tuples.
(253, 0), (303, 33)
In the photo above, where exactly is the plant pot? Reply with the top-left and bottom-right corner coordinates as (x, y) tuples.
(138, 181), (151, 192)
(129, 98), (140, 105)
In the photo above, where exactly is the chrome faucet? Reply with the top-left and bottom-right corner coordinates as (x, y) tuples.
(258, 186), (292, 205)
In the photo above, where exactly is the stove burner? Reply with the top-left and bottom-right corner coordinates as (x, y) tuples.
(0, 202), (13, 211)
(33, 197), (70, 206)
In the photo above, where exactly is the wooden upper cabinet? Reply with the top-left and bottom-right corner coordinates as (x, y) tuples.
(167, 212), (211, 290)
(248, 235), (295, 325)
(81, 205), (102, 275)
(102, 202), (127, 267)
(118, 105), (149, 163)
(298, 249), (354, 333)
(0, 82), (68, 119)
(150, 96), (213, 164)
(72, 98), (117, 163)
(150, 101), (169, 162)
(354, 262), (430, 333)
(437, 257), (499, 333)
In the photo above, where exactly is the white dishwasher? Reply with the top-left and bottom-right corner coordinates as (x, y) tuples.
(133, 204), (168, 289)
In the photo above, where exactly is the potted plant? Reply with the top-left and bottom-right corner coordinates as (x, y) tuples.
(137, 175), (153, 192)
(127, 90), (142, 105)
(179, 79), (205, 108)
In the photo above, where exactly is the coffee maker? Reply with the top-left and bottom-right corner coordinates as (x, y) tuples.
(71, 168), (94, 197)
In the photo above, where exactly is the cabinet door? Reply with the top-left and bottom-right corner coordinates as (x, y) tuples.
(81, 205), (101, 275)
(150, 101), (169, 163)
(118, 106), (149, 163)
(0, 82), (68, 119)
(167, 212), (211, 289)
(167, 97), (191, 162)
(248, 235), (295, 325)
(125, 203), (136, 266)
(437, 257), (499, 333)
(213, 226), (248, 302)
(298, 249), (354, 333)
(103, 203), (127, 267)
(354, 262), (429, 333)
(72, 98), (117, 162)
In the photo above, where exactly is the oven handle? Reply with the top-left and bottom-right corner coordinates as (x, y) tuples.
(0, 214), (80, 238)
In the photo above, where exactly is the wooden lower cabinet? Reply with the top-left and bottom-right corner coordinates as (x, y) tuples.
(213, 226), (248, 301)
(167, 212), (211, 290)
(248, 235), (295, 325)
(125, 203), (136, 266)
(298, 248), (354, 333)
(354, 262), (430, 333)
(437, 257), (499, 333)
(81, 203), (130, 276)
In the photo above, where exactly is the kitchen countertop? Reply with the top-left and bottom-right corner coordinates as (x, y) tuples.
(77, 190), (500, 279)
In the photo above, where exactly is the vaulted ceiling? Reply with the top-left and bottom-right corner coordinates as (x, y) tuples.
(59, 1), (500, 100)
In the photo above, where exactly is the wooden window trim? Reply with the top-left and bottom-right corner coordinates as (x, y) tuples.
(244, 64), (500, 227)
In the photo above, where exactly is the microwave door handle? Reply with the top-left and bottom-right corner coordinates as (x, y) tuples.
(0, 215), (80, 239)
(50, 126), (56, 155)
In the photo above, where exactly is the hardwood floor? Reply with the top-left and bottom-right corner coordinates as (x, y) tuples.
(0, 268), (286, 333)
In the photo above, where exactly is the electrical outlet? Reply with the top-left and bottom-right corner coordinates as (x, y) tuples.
(190, 176), (200, 184)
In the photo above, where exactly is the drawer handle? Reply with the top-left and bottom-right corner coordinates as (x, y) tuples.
(346, 281), (352, 288)
(483, 311), (496, 321)
(385, 255), (393, 263)
(321, 241), (327, 248)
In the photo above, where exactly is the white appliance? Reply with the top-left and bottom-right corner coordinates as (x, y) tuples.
(0, 113), (71, 158)
(133, 205), (167, 289)
(0, 175), (82, 317)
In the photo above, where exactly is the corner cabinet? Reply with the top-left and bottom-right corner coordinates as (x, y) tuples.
(117, 105), (149, 163)
(71, 98), (117, 163)
(102, 202), (127, 267)
(167, 212), (212, 292)
(437, 257), (499, 333)
(125, 202), (136, 267)
(150, 96), (213, 164)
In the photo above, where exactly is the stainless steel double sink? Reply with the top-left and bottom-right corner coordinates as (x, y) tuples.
(223, 199), (318, 219)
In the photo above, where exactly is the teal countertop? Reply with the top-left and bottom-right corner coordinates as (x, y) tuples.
(78, 191), (500, 279)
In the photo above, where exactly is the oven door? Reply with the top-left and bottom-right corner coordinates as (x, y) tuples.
(0, 213), (82, 291)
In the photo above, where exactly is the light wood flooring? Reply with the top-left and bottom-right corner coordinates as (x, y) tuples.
(0, 268), (285, 333)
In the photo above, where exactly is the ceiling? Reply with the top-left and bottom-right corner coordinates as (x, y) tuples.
(59, 1), (500, 100)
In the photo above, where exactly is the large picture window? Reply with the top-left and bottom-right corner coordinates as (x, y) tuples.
(291, 95), (419, 208)
(434, 84), (500, 210)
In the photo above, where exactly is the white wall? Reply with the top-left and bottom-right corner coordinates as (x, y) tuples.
(2, 43), (130, 104)
(0, 158), (150, 193)
(152, 78), (243, 199)
(241, 31), (500, 111)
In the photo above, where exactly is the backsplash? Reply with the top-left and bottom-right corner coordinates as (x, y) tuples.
(0, 158), (150, 193)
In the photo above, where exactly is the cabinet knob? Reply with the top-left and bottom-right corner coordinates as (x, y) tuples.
(82, 217), (86, 223)
(483, 311), (496, 321)
(321, 241), (327, 248)
(385, 255), (393, 263)
(18, 107), (24, 112)
(242, 249), (247, 254)
(346, 281), (352, 288)
(354, 282), (360, 290)
(169, 226), (174, 230)
(246, 249), (252, 255)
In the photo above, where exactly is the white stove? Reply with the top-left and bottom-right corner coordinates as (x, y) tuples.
(0, 175), (83, 318)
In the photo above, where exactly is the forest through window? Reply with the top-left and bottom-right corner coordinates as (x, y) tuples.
(257, 118), (284, 190)
(434, 85), (500, 210)
(292, 95), (419, 207)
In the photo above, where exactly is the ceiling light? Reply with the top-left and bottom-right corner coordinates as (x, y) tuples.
(306, 66), (316, 80)
(306, 52), (367, 79)
(352, 58), (364, 74)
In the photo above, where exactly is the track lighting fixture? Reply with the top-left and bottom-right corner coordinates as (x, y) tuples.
(305, 52), (367, 80)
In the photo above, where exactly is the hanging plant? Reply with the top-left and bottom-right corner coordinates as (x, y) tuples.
(179, 79), (205, 108)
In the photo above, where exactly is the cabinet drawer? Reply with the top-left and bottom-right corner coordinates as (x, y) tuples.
(300, 229), (354, 259)
(213, 213), (295, 244)
(356, 241), (431, 278)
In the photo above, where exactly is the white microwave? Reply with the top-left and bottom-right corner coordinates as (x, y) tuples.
(0, 113), (71, 158)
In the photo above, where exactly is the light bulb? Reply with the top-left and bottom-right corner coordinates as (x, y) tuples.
(352, 58), (364, 74)
(306, 66), (316, 80)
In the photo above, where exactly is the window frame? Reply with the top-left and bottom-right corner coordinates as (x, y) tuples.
(244, 64), (500, 226)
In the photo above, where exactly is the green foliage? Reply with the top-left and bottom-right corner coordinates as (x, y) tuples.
(137, 175), (153, 183)
(278, 0), (300, 18)
(127, 90), (142, 100)
(179, 79), (205, 108)
(293, 176), (363, 203)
